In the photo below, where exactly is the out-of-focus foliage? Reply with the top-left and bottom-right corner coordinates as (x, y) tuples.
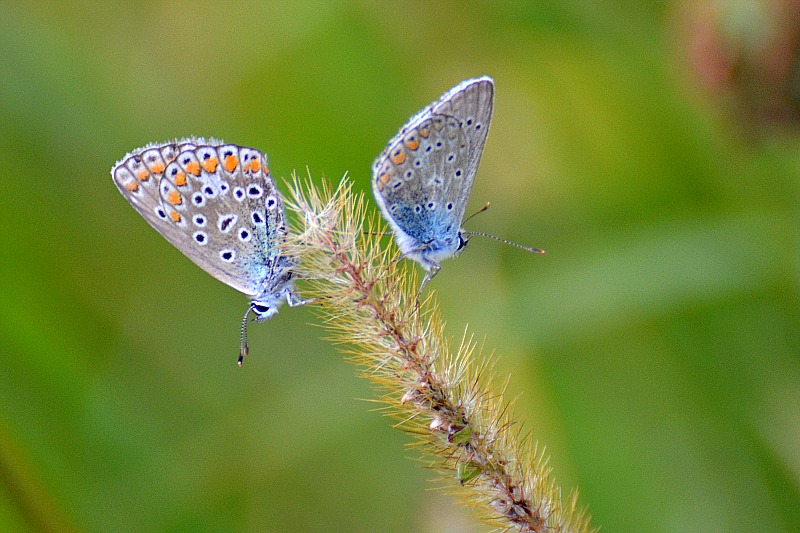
(0, 2), (797, 532)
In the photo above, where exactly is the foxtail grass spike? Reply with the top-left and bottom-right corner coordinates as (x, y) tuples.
(283, 174), (594, 532)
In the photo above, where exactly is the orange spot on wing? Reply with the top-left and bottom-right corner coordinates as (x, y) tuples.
(419, 128), (429, 138)
(376, 181), (384, 191)
(392, 151), (406, 165)
(406, 139), (419, 150)
(124, 180), (139, 192)
(379, 173), (390, 183)
(149, 161), (165, 174)
(169, 210), (181, 222)
(167, 191), (182, 205)
(201, 157), (219, 173)
(173, 172), (187, 186)
(223, 155), (239, 172)
(136, 169), (150, 181)
(248, 159), (260, 172)
(185, 161), (201, 176)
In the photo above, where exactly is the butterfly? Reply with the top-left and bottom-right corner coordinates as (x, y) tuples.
(371, 76), (544, 296)
(111, 138), (304, 365)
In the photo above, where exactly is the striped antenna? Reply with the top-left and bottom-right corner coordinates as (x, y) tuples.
(463, 202), (492, 224)
(463, 202), (545, 253)
(462, 231), (546, 254)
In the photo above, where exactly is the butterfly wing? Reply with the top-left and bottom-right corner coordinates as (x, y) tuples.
(427, 76), (494, 222)
(372, 77), (494, 260)
(112, 139), (288, 298)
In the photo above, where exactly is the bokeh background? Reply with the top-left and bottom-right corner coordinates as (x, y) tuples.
(1, 1), (798, 532)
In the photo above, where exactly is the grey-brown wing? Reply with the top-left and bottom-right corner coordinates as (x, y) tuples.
(112, 140), (286, 297)
(371, 76), (494, 250)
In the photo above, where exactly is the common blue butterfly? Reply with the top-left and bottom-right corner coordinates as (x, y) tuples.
(112, 138), (304, 365)
(372, 77), (544, 295)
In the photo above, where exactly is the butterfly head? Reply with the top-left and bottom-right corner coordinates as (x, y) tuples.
(238, 294), (282, 366)
(251, 301), (279, 322)
(456, 230), (471, 254)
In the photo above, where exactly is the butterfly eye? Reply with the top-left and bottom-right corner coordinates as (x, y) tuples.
(456, 234), (468, 251)
(252, 304), (270, 315)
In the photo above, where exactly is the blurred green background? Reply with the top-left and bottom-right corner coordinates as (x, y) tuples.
(1, 1), (798, 531)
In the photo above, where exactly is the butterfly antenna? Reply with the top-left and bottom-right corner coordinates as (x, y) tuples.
(463, 202), (491, 224)
(238, 305), (253, 367)
(463, 231), (546, 254)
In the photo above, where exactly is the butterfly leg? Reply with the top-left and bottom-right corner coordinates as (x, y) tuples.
(287, 291), (309, 307)
(416, 262), (441, 305)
